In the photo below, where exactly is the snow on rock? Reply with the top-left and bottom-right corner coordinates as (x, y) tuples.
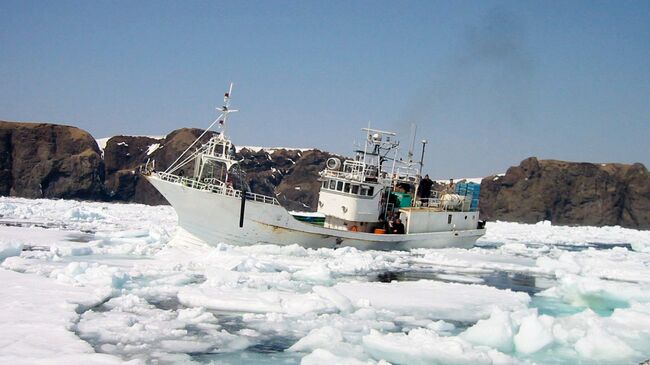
(96, 137), (110, 152)
(146, 143), (161, 155)
(435, 177), (484, 184)
(333, 280), (530, 322)
(236, 146), (313, 154)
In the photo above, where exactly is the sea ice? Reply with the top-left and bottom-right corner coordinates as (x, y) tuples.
(461, 308), (515, 353)
(301, 348), (376, 365)
(0, 241), (22, 261)
(332, 280), (530, 322)
(362, 328), (503, 365)
(0, 269), (127, 365)
(1, 197), (650, 365)
(512, 312), (555, 354)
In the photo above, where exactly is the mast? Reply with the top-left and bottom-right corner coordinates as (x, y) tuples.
(407, 123), (417, 163)
(218, 82), (238, 139)
(419, 139), (428, 176)
(165, 84), (238, 176)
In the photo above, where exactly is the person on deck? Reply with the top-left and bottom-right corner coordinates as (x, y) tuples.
(392, 219), (405, 234)
(417, 174), (433, 199)
(447, 178), (455, 194)
(384, 212), (394, 233)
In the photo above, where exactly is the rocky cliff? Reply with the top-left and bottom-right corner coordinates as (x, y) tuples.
(480, 157), (650, 229)
(237, 148), (335, 211)
(103, 128), (215, 205)
(0, 121), (104, 199)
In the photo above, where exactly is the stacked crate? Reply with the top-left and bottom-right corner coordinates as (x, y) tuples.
(455, 182), (481, 211)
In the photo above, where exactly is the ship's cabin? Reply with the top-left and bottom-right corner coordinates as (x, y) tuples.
(317, 173), (382, 232)
(320, 178), (376, 198)
(191, 135), (247, 191)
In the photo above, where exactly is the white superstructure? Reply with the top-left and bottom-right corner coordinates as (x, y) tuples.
(143, 85), (486, 250)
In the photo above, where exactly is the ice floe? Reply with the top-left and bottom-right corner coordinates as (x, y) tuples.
(0, 196), (649, 364)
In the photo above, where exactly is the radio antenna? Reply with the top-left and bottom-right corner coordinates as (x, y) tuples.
(407, 123), (417, 163)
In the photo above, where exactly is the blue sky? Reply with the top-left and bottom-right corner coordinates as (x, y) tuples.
(1, 0), (648, 178)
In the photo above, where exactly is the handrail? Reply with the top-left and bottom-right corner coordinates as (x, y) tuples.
(155, 171), (280, 205)
(320, 169), (387, 184)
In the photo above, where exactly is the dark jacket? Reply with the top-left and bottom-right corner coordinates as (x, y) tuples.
(392, 222), (405, 234)
(417, 177), (433, 198)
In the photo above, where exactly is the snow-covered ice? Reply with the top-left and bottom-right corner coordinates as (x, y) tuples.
(1, 196), (649, 364)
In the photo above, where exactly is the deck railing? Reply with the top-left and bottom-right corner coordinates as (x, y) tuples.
(155, 171), (280, 206)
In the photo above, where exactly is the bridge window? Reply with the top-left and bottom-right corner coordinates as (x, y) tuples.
(336, 181), (344, 191)
(368, 187), (374, 196)
(328, 180), (336, 190)
(351, 184), (359, 194)
(322, 181), (327, 189)
(344, 183), (351, 193)
(448, 214), (452, 224)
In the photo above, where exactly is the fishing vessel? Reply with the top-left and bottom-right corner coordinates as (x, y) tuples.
(143, 85), (486, 250)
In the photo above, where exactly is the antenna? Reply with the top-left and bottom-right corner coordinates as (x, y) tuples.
(407, 123), (417, 163)
(217, 82), (238, 138)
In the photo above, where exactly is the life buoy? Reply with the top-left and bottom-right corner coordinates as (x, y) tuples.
(350, 225), (359, 232)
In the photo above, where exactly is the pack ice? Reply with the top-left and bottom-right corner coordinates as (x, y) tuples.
(1, 196), (649, 365)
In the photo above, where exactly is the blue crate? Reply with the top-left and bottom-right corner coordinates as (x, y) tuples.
(456, 182), (480, 199)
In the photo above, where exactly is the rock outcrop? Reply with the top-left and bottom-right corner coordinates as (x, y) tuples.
(0, 121), (104, 199)
(103, 128), (215, 205)
(238, 148), (335, 211)
(480, 157), (650, 229)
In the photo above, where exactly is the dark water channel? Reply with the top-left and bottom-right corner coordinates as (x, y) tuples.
(375, 269), (544, 295)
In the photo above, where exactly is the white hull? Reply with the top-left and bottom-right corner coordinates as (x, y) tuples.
(148, 175), (485, 250)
